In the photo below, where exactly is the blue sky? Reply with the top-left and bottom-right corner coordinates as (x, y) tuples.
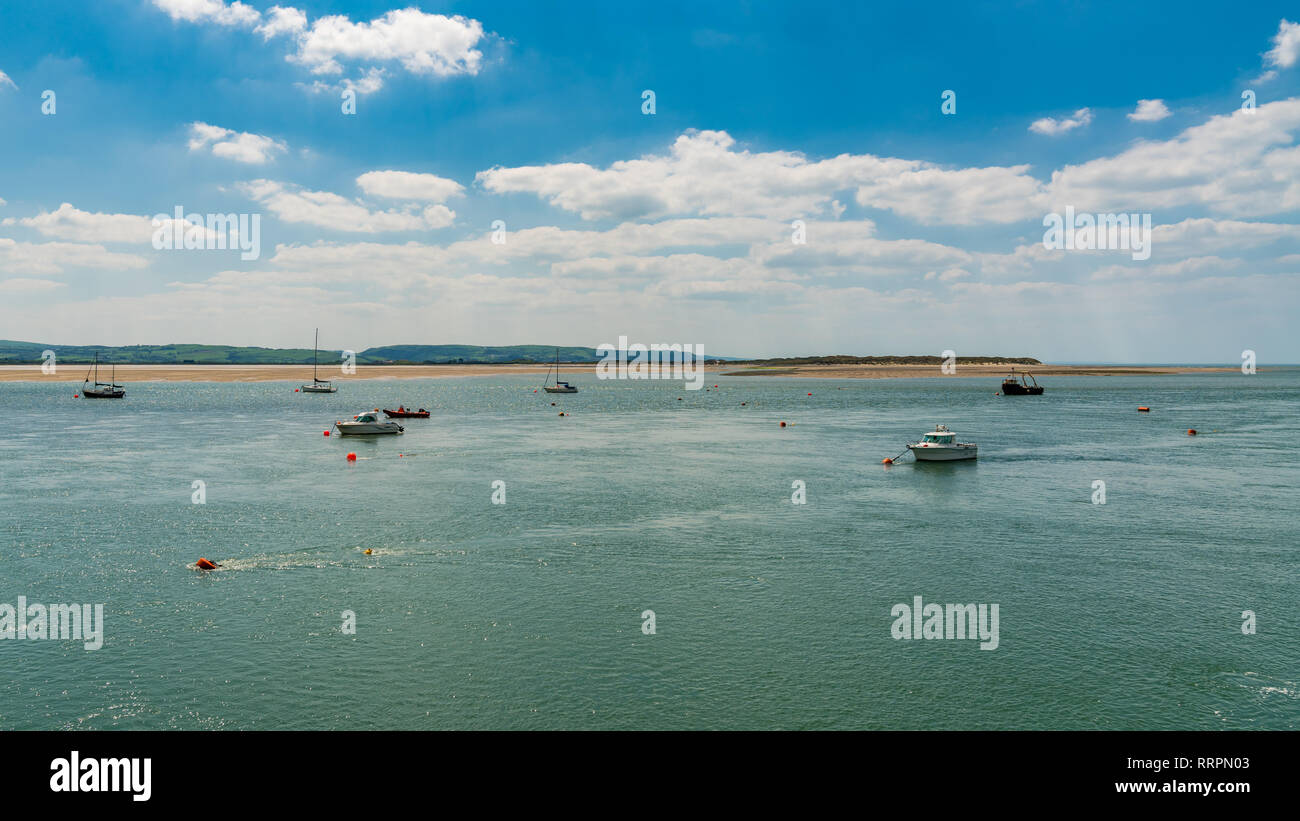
(1, 0), (1298, 361)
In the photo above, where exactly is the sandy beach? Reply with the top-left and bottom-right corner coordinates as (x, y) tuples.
(718, 363), (1238, 378)
(0, 362), (1238, 382)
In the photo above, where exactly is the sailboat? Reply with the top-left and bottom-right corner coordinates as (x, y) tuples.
(542, 348), (578, 393)
(81, 353), (124, 399)
(301, 328), (338, 393)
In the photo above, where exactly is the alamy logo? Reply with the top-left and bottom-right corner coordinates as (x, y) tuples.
(0, 597), (104, 650)
(1043, 206), (1151, 261)
(151, 206), (261, 260)
(891, 596), (999, 650)
(50, 752), (151, 801)
(596, 337), (707, 390)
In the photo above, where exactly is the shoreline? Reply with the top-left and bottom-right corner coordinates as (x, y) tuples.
(0, 363), (1243, 383)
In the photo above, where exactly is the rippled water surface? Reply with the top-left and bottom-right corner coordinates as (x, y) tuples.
(1, 370), (1296, 729)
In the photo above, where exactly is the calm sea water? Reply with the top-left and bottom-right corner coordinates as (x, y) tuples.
(1, 370), (1296, 730)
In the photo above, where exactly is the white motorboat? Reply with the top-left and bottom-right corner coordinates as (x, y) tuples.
(907, 425), (977, 461)
(334, 411), (404, 435)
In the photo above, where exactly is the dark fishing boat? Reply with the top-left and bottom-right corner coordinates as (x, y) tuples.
(82, 354), (125, 399)
(383, 408), (430, 418)
(1000, 368), (1044, 395)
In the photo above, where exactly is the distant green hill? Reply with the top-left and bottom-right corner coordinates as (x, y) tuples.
(1, 342), (1039, 367)
(0, 340), (744, 365)
(0, 340), (323, 365)
(731, 355), (1043, 366)
(362, 344), (601, 364)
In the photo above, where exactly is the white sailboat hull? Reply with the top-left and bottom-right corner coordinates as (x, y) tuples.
(301, 384), (337, 393)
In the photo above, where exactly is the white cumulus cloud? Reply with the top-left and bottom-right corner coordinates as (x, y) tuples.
(152, 0), (260, 27)
(1263, 19), (1300, 70)
(356, 171), (464, 202)
(188, 122), (286, 165)
(1029, 107), (1093, 136)
(1127, 99), (1171, 122)
(240, 180), (455, 233)
(255, 5), (307, 39)
(478, 129), (1046, 225)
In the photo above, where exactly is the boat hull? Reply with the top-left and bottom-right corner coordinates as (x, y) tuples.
(543, 387), (578, 394)
(383, 410), (429, 418)
(335, 422), (403, 435)
(1000, 383), (1043, 395)
(302, 385), (337, 393)
(82, 391), (124, 399)
(908, 444), (977, 461)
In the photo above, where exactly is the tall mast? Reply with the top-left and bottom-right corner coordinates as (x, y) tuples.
(313, 328), (319, 380)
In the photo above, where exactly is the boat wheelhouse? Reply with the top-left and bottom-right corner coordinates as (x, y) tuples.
(334, 411), (404, 435)
(907, 425), (978, 461)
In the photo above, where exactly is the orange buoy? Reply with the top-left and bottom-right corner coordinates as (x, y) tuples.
(295, 388), (300, 392)
(346, 452), (357, 462)
(1138, 407), (1150, 412)
(779, 421), (787, 428)
(1187, 429), (1197, 435)
(558, 411), (565, 416)
(74, 394), (79, 398)
(363, 548), (372, 555)
(323, 430), (330, 436)
(882, 458), (893, 465)
(195, 558), (218, 570)
(808, 392), (812, 396)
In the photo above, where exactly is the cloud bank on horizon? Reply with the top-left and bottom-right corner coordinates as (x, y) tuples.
(0, 1), (1298, 363)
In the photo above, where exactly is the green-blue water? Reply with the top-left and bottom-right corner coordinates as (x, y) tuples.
(1, 371), (1296, 729)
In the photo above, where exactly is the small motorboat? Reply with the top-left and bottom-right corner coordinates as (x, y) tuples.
(384, 408), (430, 418)
(1000, 368), (1044, 395)
(907, 425), (977, 461)
(334, 411), (404, 435)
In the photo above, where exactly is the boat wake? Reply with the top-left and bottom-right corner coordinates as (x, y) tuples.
(1224, 671), (1298, 699)
(191, 542), (465, 572)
